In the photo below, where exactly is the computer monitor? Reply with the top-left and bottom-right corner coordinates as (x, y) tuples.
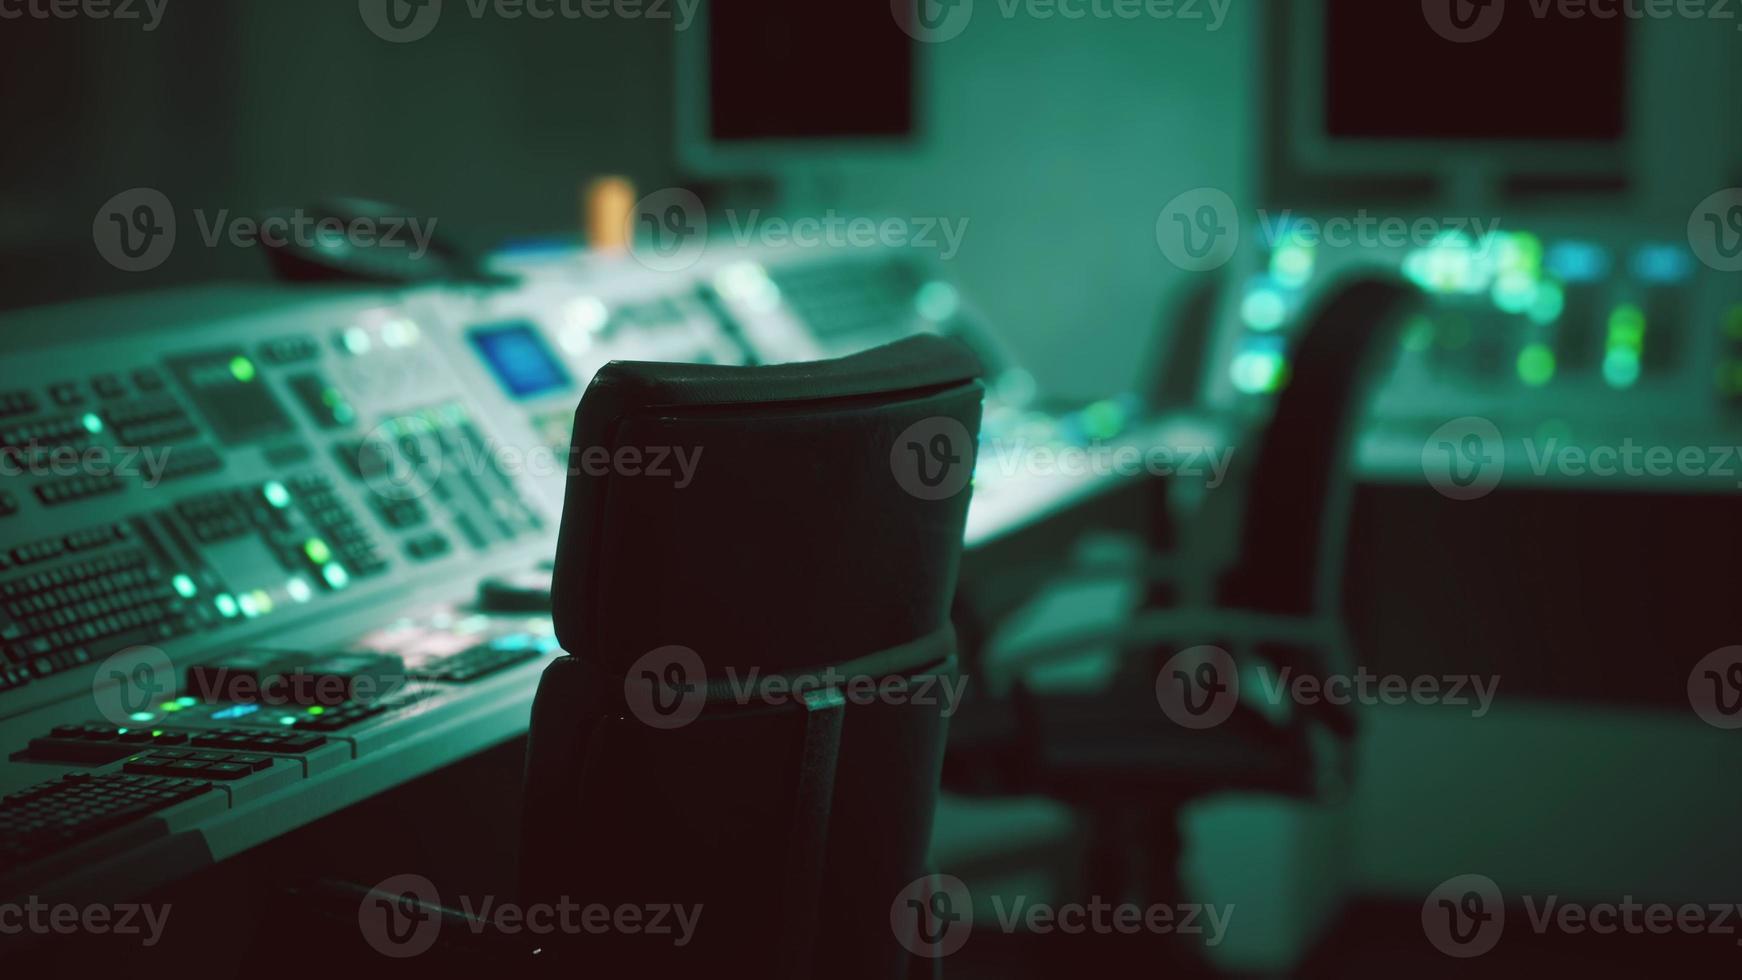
(676, 1), (920, 175)
(1290, 0), (1631, 178)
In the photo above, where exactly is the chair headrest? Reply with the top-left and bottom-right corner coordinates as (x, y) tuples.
(551, 335), (986, 678)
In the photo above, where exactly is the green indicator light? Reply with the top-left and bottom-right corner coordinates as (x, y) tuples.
(116, 728), (129, 735)
(172, 574), (197, 599)
(264, 481), (291, 508)
(160, 701), (182, 713)
(229, 356), (257, 383)
(129, 711), (155, 723)
(151, 730), (165, 737)
(176, 696), (197, 708)
(81, 412), (105, 434)
(1604, 349), (1642, 389)
(1512, 232), (1544, 275)
(1517, 344), (1556, 388)
(1608, 305), (1646, 351)
(303, 538), (333, 565)
(238, 594), (261, 619)
(287, 578), (313, 604)
(323, 563), (351, 590)
(307, 706), (326, 716)
(215, 593), (239, 618)
(279, 716), (299, 726)
(1081, 400), (1126, 441)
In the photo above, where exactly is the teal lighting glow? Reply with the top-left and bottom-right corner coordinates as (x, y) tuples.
(1491, 271), (1538, 315)
(171, 574), (197, 599)
(1240, 284), (1290, 332)
(1527, 282), (1566, 325)
(915, 282), (962, 323)
(1269, 243), (1315, 289)
(1604, 349), (1642, 389)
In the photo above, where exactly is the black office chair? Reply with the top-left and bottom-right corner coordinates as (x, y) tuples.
(949, 275), (1419, 910)
(520, 335), (985, 976)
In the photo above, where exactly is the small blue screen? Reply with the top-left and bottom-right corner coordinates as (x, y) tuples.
(469, 321), (572, 400)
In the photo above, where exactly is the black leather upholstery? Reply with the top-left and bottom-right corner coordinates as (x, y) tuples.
(523, 335), (984, 976)
(1217, 276), (1420, 617)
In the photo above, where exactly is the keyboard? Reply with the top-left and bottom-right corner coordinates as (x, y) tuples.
(0, 773), (215, 874)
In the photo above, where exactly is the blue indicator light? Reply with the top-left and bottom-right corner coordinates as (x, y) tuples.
(1631, 244), (1694, 284)
(1545, 241), (1611, 283)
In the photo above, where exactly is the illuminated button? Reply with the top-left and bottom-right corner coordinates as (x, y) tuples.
(215, 594), (239, 618)
(263, 481), (292, 509)
(322, 564), (351, 590)
(1527, 282), (1565, 325)
(81, 412), (105, 435)
(172, 574), (197, 599)
(303, 538), (333, 565)
(1517, 344), (1556, 387)
(1269, 244), (1315, 290)
(229, 357), (257, 383)
(341, 328), (373, 355)
(1241, 285), (1289, 332)
(1604, 349), (1642, 389)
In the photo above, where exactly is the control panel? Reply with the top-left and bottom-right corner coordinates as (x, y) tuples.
(1208, 218), (1742, 433)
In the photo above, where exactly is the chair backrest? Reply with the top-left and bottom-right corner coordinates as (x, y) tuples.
(522, 335), (984, 976)
(1216, 275), (1420, 618)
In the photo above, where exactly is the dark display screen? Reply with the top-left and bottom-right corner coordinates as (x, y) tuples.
(469, 321), (573, 400)
(709, 2), (915, 143)
(168, 349), (296, 446)
(1324, 0), (1628, 142)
